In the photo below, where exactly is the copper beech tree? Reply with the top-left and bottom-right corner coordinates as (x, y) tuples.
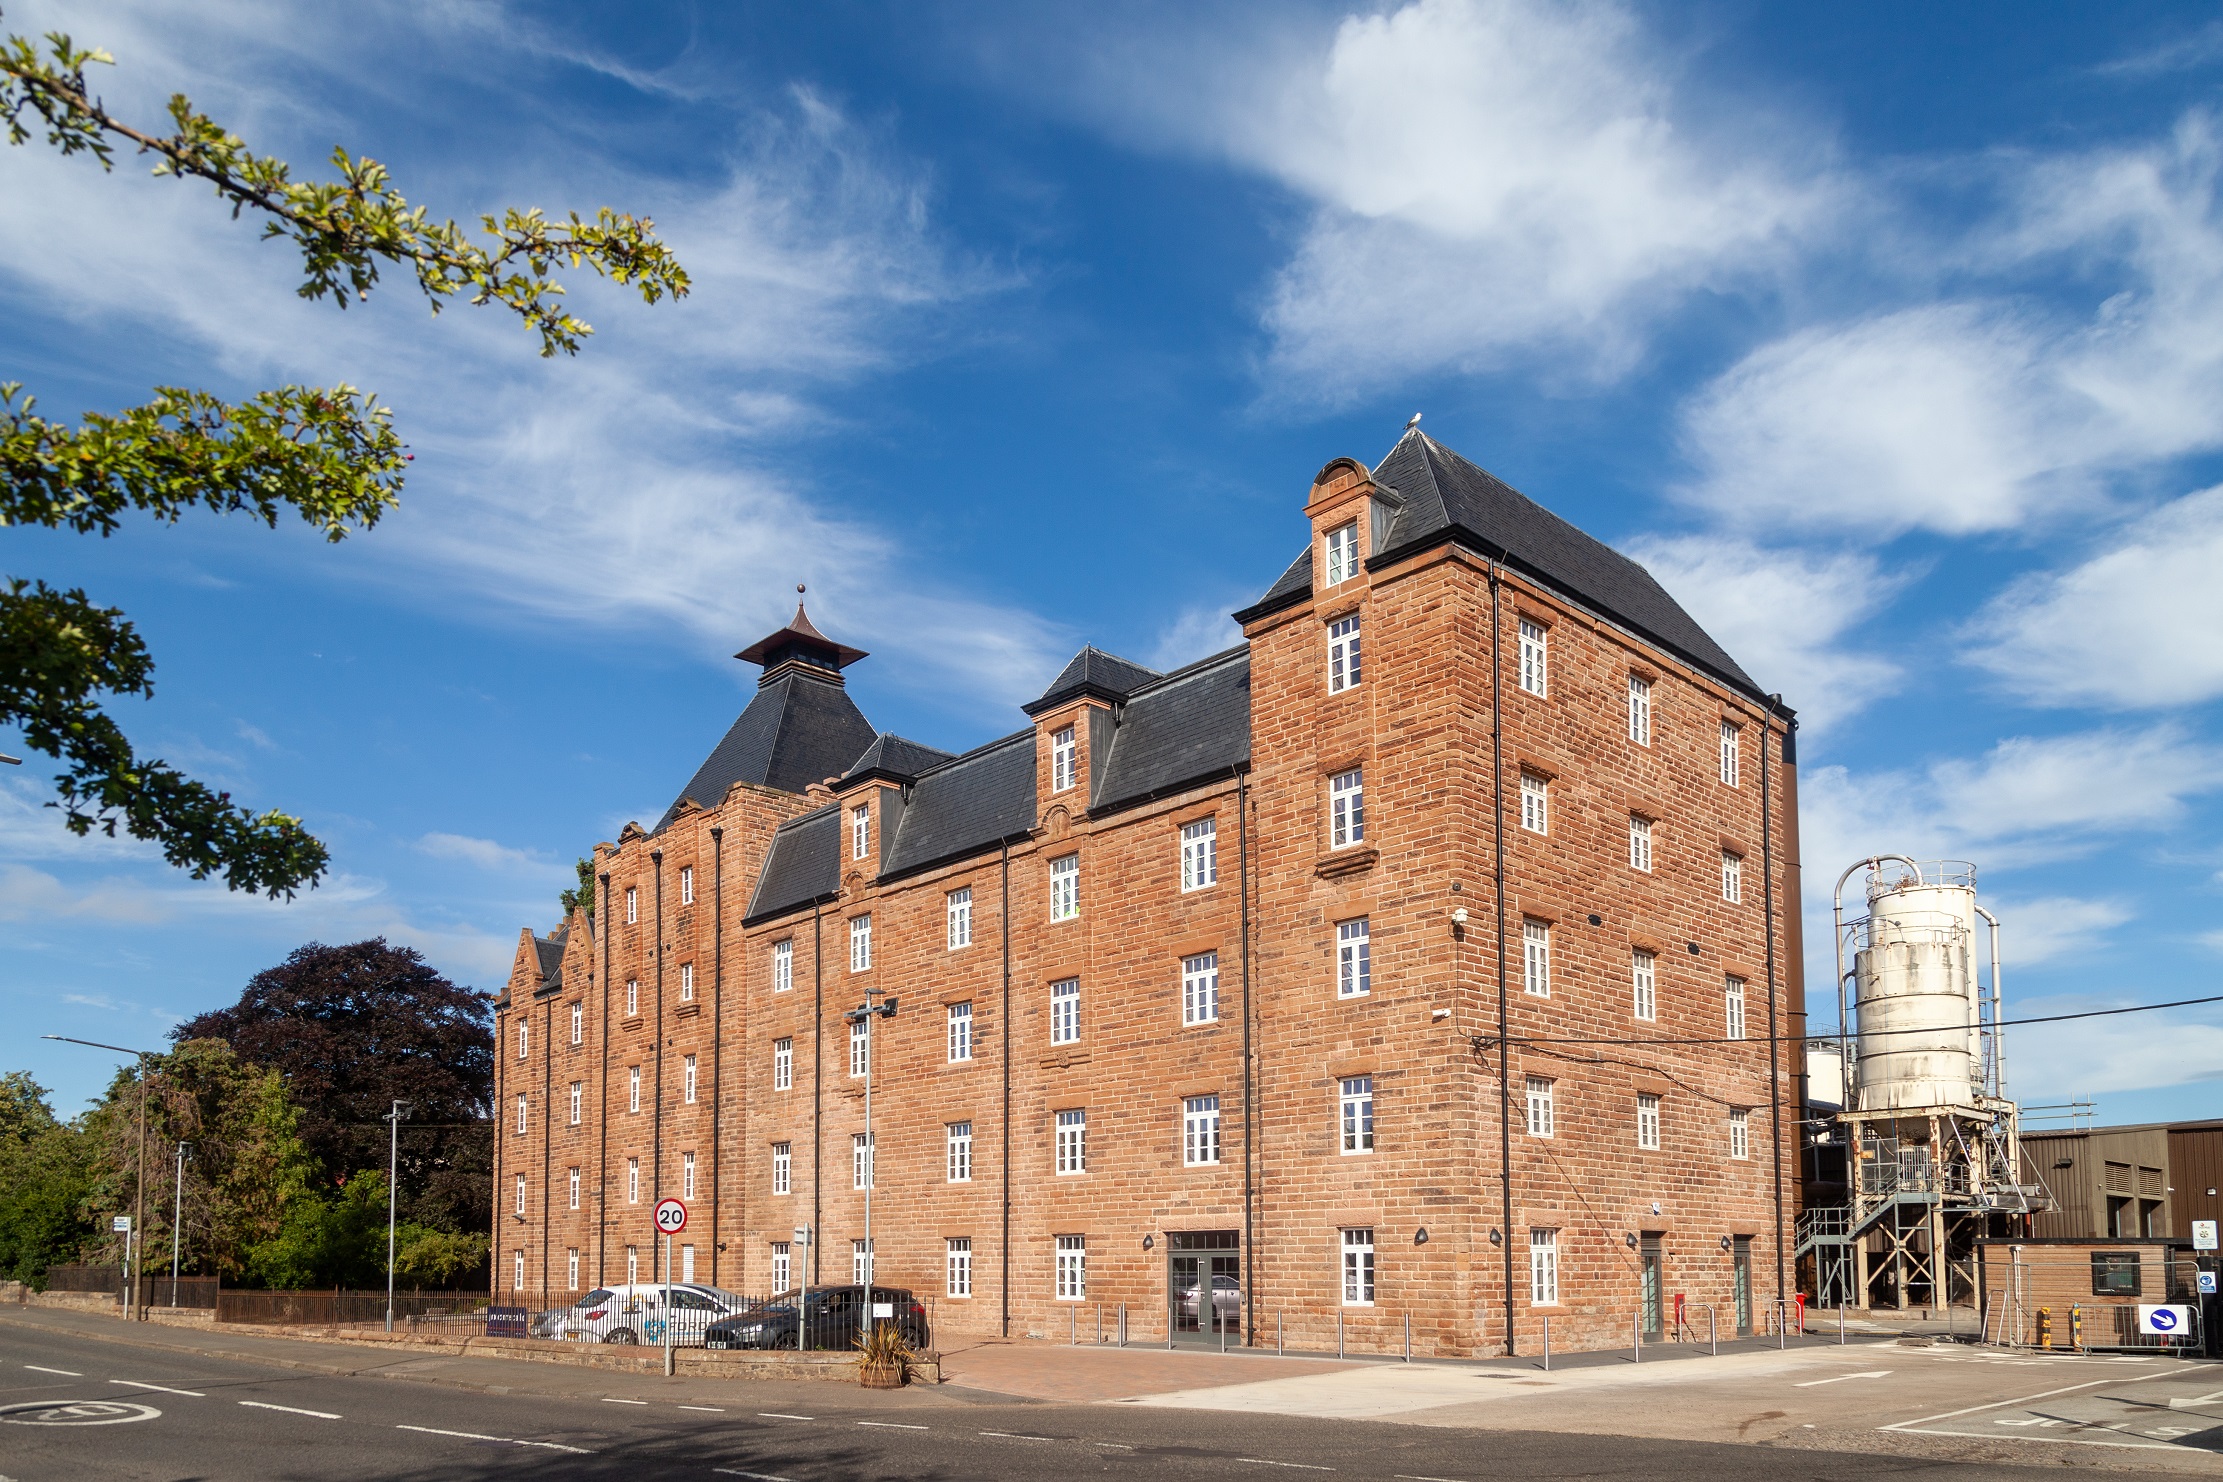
(0, 24), (689, 895)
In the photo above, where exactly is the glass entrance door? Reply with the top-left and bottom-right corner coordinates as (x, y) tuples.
(1168, 1231), (1240, 1343)
(1732, 1236), (1753, 1335)
(1639, 1234), (1664, 1336)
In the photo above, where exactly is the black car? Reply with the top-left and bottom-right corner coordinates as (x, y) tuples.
(703, 1285), (929, 1351)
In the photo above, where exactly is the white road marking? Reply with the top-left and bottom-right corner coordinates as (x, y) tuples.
(1910, 1426), (2176, 1451)
(1396, 1474), (1469, 1481)
(714, 1470), (795, 1481)
(759, 1412), (815, 1421)
(1794, 1370), (1894, 1387)
(856, 1420), (928, 1430)
(1236, 1459), (1334, 1471)
(239, 1400), (340, 1419)
(395, 1423), (594, 1454)
(600, 1397), (648, 1405)
(981, 1430), (1057, 1441)
(110, 1380), (204, 1397)
(2168, 1388), (2223, 1409)
(678, 1404), (725, 1412)
(21, 1367), (80, 1377)
(1883, 1366), (2194, 1431)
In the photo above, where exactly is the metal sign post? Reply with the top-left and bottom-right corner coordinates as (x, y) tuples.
(795, 1223), (811, 1351)
(653, 1199), (687, 1376)
(112, 1216), (131, 1320)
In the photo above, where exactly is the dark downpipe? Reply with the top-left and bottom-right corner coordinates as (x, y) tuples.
(1760, 696), (1786, 1309)
(710, 826), (725, 1288)
(1238, 774), (1258, 1347)
(597, 871), (611, 1285)
(812, 902), (824, 1287)
(651, 849), (665, 1281)
(541, 997), (552, 1303)
(999, 840), (1013, 1339)
(1490, 556), (1515, 1357)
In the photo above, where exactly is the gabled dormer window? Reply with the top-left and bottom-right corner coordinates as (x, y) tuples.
(1051, 726), (1076, 793)
(1323, 521), (1359, 586)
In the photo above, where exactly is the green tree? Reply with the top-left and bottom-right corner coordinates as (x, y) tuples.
(0, 1072), (93, 1285)
(558, 856), (596, 920)
(0, 28), (687, 897)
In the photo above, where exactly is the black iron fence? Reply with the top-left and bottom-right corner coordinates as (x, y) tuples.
(216, 1289), (489, 1325)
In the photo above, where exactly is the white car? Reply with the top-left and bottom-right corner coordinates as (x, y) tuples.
(544, 1283), (751, 1345)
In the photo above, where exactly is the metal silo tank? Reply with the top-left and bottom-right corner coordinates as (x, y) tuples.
(1853, 865), (1981, 1111)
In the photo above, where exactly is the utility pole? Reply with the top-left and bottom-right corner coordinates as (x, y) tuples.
(43, 1036), (153, 1321)
(385, 1101), (410, 1333)
(170, 1142), (191, 1308)
(844, 986), (897, 1317)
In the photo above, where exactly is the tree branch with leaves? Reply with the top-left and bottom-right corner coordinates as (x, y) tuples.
(0, 21), (687, 896)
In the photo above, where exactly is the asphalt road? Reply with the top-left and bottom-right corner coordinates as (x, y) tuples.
(0, 1321), (2084, 1481)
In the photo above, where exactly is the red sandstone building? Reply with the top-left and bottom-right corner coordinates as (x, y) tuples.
(495, 429), (1805, 1355)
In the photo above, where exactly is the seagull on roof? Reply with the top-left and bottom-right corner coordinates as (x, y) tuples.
(1405, 412), (1422, 431)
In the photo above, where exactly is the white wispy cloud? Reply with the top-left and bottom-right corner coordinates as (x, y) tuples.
(415, 833), (559, 874)
(1980, 896), (2135, 966)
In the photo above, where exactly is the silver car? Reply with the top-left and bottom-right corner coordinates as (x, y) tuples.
(545, 1283), (749, 1345)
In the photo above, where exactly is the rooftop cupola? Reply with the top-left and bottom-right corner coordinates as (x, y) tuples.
(736, 588), (869, 688)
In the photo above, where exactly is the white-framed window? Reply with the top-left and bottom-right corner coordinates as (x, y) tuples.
(1520, 772), (1548, 834)
(514, 1249), (525, 1293)
(772, 939), (793, 994)
(1628, 814), (1653, 873)
(569, 1080), (582, 1126)
(1518, 619), (1548, 697)
(947, 1121), (973, 1183)
(1056, 1108), (1087, 1175)
(852, 804), (870, 861)
(1719, 719), (1741, 787)
(568, 1247), (580, 1292)
(515, 1093), (528, 1135)
(1637, 1093), (1661, 1151)
(626, 979), (639, 1018)
(625, 886), (637, 925)
(518, 1021), (528, 1059)
(1329, 768), (1365, 848)
(1323, 520), (1359, 586)
(1327, 612), (1362, 692)
(1181, 818), (1218, 891)
(947, 887), (972, 949)
(680, 865), (694, 906)
(1729, 1107), (1750, 1160)
(1342, 1228), (1376, 1306)
(628, 1065), (641, 1114)
(1632, 950), (1657, 1022)
(852, 1239), (874, 1286)
(515, 1173), (527, 1215)
(947, 1002), (973, 1063)
(946, 1237), (972, 1298)
(850, 915), (871, 973)
(1050, 978), (1080, 1045)
(1627, 674), (1652, 746)
(682, 1150), (696, 1199)
(683, 1054), (698, 1104)
(1056, 1235), (1087, 1301)
(683, 1244), (697, 1286)
(773, 1036), (793, 1091)
(1721, 851), (1743, 904)
(627, 1158), (640, 1204)
(1337, 917), (1371, 998)
(570, 1002), (583, 1045)
(1529, 1228), (1559, 1305)
(568, 1167), (580, 1210)
(852, 1132), (875, 1190)
(1049, 853), (1080, 921)
(771, 1142), (791, 1196)
(1051, 726), (1077, 793)
(626, 1246), (639, 1284)
(1182, 953), (1220, 1026)
(1725, 977), (1747, 1041)
(1525, 1076), (1555, 1138)
(1340, 1076), (1374, 1154)
(850, 1020), (869, 1079)
(1183, 1094), (1221, 1166)
(680, 962), (694, 1003)
(771, 1241), (792, 1293)
(1522, 918), (1551, 998)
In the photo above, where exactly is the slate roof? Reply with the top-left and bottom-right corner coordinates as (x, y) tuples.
(1234, 429), (1767, 702)
(841, 733), (958, 787)
(1023, 646), (1162, 716)
(1092, 646), (1250, 814)
(532, 931), (566, 995)
(880, 730), (1040, 880)
(744, 802), (844, 923)
(655, 671), (878, 831)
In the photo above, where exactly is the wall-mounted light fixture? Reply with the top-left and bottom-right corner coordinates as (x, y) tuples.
(1414, 1228), (1430, 1246)
(1719, 1235), (1732, 1252)
(1488, 1228), (1502, 1246)
(1142, 1234), (1155, 1251)
(1624, 1232), (1638, 1249)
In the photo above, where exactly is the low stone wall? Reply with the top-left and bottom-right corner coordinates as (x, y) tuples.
(2, 1284), (122, 1315)
(225, 1323), (941, 1384)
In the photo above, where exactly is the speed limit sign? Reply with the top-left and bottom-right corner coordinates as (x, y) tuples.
(653, 1198), (687, 1234)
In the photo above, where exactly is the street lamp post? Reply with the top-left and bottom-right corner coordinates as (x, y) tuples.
(43, 1035), (153, 1321)
(843, 989), (897, 1321)
(385, 1101), (410, 1334)
(170, 1141), (191, 1308)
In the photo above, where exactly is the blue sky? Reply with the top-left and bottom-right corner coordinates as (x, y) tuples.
(5, 0), (2221, 1127)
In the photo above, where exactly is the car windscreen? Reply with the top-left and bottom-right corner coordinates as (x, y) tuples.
(577, 1289), (615, 1307)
